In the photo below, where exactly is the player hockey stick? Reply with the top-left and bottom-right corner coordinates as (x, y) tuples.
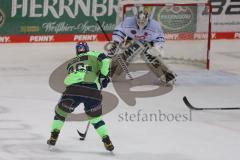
(77, 86), (104, 141)
(93, 16), (133, 80)
(77, 121), (90, 140)
(94, 16), (110, 41)
(183, 96), (240, 110)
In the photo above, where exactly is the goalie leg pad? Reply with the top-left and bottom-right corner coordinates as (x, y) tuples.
(141, 52), (165, 77)
(110, 40), (146, 78)
(141, 51), (177, 83)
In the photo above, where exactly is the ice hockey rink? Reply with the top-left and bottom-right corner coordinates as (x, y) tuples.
(0, 40), (240, 160)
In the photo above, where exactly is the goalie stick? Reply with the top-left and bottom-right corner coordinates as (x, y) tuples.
(93, 16), (133, 80)
(183, 96), (240, 110)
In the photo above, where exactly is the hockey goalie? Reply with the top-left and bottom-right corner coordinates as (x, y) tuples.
(108, 5), (176, 84)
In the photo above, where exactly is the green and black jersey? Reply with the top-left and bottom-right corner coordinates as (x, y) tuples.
(64, 51), (110, 88)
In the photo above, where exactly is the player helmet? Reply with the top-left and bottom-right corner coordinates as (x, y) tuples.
(136, 6), (149, 30)
(76, 41), (89, 55)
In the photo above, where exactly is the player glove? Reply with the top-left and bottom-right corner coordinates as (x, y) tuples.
(99, 74), (110, 88)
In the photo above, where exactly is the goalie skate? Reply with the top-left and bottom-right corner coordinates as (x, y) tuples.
(154, 71), (177, 86)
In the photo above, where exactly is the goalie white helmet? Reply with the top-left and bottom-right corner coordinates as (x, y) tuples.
(135, 6), (149, 30)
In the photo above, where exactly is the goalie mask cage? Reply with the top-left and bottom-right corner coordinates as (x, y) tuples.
(117, 0), (212, 69)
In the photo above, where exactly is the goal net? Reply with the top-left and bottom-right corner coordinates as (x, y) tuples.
(117, 0), (212, 69)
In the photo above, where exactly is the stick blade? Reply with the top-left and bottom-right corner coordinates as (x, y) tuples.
(80, 137), (85, 141)
(77, 129), (85, 137)
(183, 96), (202, 110)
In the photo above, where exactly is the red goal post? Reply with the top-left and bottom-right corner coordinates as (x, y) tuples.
(117, 0), (212, 69)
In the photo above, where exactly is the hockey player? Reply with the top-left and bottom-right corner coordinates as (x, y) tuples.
(47, 41), (114, 151)
(109, 6), (176, 84)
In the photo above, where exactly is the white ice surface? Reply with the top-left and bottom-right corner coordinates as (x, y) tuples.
(0, 40), (240, 160)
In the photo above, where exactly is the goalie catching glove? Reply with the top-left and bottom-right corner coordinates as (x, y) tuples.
(105, 41), (119, 57)
(106, 39), (134, 57)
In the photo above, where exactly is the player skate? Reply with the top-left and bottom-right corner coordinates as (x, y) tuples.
(47, 129), (60, 149)
(102, 135), (114, 151)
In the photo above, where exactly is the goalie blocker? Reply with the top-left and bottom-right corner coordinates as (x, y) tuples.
(109, 40), (176, 84)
